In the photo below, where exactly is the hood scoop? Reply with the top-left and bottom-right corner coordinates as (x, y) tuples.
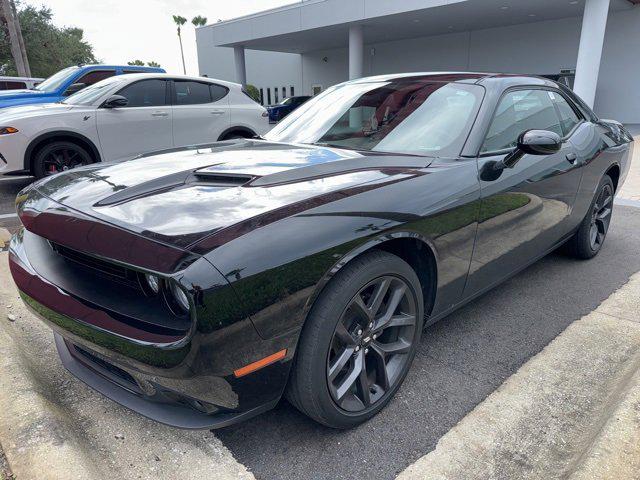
(94, 169), (255, 208)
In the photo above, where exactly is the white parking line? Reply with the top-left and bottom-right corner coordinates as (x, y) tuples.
(0, 175), (31, 182)
(0, 213), (17, 219)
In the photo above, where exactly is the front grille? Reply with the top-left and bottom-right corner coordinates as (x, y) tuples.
(50, 242), (140, 289)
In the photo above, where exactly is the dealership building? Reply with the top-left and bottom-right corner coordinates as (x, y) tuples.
(196, 0), (640, 123)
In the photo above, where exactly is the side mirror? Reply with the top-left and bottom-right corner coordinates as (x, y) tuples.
(102, 95), (129, 108)
(517, 129), (562, 156)
(64, 82), (86, 96)
(502, 129), (562, 169)
(480, 129), (563, 181)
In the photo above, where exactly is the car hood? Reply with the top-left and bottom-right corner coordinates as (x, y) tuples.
(0, 89), (45, 99)
(0, 102), (90, 121)
(20, 140), (431, 251)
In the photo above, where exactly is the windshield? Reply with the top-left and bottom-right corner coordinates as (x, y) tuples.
(62, 76), (126, 106)
(34, 66), (79, 92)
(278, 97), (293, 106)
(265, 79), (484, 157)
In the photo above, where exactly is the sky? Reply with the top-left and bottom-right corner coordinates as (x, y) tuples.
(23, 0), (293, 75)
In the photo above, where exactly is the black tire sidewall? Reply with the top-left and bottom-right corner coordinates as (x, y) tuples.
(575, 175), (614, 258)
(290, 250), (424, 428)
(33, 141), (93, 179)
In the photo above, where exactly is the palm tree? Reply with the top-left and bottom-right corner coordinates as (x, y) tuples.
(191, 15), (207, 27)
(147, 61), (161, 68)
(172, 14), (187, 74)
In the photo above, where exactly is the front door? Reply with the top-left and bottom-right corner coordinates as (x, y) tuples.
(96, 79), (172, 162)
(464, 88), (585, 296)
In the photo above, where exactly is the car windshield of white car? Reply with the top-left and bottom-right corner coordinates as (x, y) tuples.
(264, 79), (485, 157)
(62, 76), (127, 106)
(34, 66), (80, 92)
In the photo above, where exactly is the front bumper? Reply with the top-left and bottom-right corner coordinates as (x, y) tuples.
(0, 131), (27, 175)
(54, 333), (278, 429)
(9, 227), (297, 429)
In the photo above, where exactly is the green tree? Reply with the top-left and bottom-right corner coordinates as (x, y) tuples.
(147, 61), (161, 67)
(245, 84), (260, 103)
(0, 5), (96, 77)
(172, 14), (187, 74)
(127, 59), (144, 66)
(191, 15), (207, 27)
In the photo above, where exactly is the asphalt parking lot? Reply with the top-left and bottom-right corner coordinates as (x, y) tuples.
(2, 174), (640, 480)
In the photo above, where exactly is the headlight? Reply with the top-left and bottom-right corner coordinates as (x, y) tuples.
(170, 281), (190, 313)
(144, 273), (160, 294)
(0, 127), (18, 135)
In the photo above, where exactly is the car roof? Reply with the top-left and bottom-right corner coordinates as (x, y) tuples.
(109, 72), (241, 89)
(347, 71), (559, 88)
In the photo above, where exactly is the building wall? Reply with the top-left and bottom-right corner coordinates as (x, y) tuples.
(298, 8), (640, 122)
(197, 7), (640, 121)
(196, 28), (302, 105)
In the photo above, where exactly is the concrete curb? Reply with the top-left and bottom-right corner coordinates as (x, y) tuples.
(0, 252), (254, 480)
(397, 272), (640, 480)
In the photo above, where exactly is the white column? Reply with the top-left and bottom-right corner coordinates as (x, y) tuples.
(348, 25), (364, 128)
(348, 25), (364, 80)
(233, 46), (247, 87)
(573, 0), (610, 108)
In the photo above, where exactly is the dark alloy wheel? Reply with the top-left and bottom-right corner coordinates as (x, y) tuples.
(33, 141), (94, 179)
(286, 250), (424, 429)
(588, 182), (613, 251)
(565, 174), (614, 259)
(327, 275), (417, 412)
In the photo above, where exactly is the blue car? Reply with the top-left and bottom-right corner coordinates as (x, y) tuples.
(0, 64), (165, 109)
(267, 95), (311, 123)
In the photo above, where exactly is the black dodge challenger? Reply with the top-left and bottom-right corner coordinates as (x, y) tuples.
(9, 73), (634, 429)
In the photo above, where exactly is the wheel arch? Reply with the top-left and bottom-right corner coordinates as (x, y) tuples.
(24, 131), (101, 172)
(302, 232), (439, 325)
(605, 163), (620, 192)
(217, 126), (257, 141)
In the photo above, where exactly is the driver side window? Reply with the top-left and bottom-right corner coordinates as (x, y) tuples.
(481, 89), (563, 154)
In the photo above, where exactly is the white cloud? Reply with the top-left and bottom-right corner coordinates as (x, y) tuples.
(24, 0), (292, 75)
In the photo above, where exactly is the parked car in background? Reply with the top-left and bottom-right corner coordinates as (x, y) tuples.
(0, 64), (164, 109)
(0, 73), (269, 177)
(0, 76), (44, 90)
(8, 73), (633, 429)
(267, 95), (311, 122)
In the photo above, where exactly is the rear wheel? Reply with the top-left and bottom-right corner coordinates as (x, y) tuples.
(565, 175), (614, 259)
(33, 141), (94, 179)
(287, 250), (424, 429)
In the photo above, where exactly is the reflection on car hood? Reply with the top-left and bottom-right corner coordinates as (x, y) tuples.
(0, 89), (44, 98)
(26, 140), (431, 250)
(0, 102), (88, 121)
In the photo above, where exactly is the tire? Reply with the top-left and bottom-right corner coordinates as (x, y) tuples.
(564, 174), (614, 259)
(220, 130), (253, 141)
(33, 141), (94, 179)
(287, 250), (424, 429)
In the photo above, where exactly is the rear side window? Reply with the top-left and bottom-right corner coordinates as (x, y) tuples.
(116, 79), (167, 107)
(209, 84), (228, 102)
(1, 81), (26, 89)
(75, 70), (116, 87)
(551, 92), (582, 136)
(175, 81), (211, 105)
(481, 89), (563, 153)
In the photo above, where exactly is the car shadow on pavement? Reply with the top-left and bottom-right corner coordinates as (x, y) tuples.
(216, 206), (640, 480)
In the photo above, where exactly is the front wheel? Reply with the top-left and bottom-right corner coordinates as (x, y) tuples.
(33, 141), (94, 179)
(565, 174), (614, 259)
(286, 250), (424, 429)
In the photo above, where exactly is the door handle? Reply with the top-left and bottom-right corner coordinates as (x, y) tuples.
(566, 152), (578, 164)
(151, 111), (168, 117)
(210, 110), (225, 115)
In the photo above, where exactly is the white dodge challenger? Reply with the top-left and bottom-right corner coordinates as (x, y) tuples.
(0, 73), (270, 178)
